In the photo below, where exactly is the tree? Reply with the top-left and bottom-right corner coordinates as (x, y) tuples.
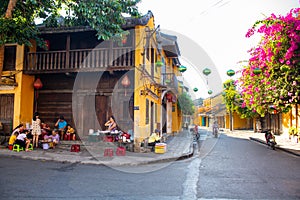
(222, 79), (257, 119)
(178, 92), (195, 115)
(0, 0), (141, 47)
(238, 8), (300, 117)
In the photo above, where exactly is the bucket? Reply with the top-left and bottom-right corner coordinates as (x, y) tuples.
(42, 143), (49, 150)
(155, 143), (167, 154)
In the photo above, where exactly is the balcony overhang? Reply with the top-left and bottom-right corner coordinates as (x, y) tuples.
(157, 32), (180, 58)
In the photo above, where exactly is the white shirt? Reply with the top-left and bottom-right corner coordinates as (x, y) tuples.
(16, 133), (27, 141)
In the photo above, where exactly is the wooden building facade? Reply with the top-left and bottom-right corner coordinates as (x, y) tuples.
(0, 11), (184, 148)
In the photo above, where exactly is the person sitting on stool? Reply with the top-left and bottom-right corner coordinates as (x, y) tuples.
(148, 129), (161, 152)
(55, 115), (67, 140)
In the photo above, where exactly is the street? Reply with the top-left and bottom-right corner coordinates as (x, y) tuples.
(0, 129), (299, 199)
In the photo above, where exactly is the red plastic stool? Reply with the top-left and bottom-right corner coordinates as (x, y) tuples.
(64, 134), (71, 141)
(116, 147), (126, 156)
(8, 145), (13, 150)
(70, 144), (80, 152)
(104, 148), (114, 157)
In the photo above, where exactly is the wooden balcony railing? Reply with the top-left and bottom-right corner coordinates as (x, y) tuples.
(161, 73), (178, 91)
(25, 47), (134, 73)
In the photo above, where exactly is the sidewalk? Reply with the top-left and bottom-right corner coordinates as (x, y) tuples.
(224, 129), (300, 157)
(1, 129), (298, 166)
(0, 130), (194, 166)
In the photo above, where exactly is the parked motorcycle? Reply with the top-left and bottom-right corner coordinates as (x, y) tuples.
(263, 129), (276, 150)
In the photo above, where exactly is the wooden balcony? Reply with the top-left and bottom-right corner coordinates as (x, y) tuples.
(162, 73), (178, 91)
(24, 47), (134, 74)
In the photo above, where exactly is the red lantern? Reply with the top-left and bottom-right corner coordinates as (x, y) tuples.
(33, 78), (43, 112)
(121, 75), (130, 96)
(45, 40), (50, 50)
(166, 93), (173, 102)
(121, 35), (127, 45)
(33, 78), (43, 90)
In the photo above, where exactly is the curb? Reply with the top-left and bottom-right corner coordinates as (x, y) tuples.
(0, 140), (195, 166)
(249, 137), (300, 157)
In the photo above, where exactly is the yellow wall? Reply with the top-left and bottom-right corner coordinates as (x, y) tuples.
(233, 112), (252, 129)
(0, 44), (35, 128)
(133, 15), (182, 142)
(282, 105), (300, 137)
(134, 16), (160, 142)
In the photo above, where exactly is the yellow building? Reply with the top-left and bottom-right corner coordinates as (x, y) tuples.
(0, 11), (184, 150)
(0, 44), (35, 133)
(198, 92), (252, 130)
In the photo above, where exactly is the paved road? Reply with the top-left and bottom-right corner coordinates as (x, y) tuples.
(193, 130), (300, 199)
(0, 130), (299, 200)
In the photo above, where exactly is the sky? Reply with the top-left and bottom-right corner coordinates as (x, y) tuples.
(137, 0), (299, 99)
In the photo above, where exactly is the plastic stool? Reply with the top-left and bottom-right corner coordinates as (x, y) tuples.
(64, 134), (71, 141)
(13, 144), (24, 152)
(70, 144), (80, 152)
(28, 143), (33, 150)
(116, 147), (126, 156)
(104, 148), (114, 157)
(8, 145), (13, 150)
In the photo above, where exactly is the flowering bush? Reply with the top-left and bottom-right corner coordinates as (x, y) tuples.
(238, 8), (300, 116)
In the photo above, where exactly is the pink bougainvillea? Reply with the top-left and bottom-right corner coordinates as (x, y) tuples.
(238, 8), (300, 116)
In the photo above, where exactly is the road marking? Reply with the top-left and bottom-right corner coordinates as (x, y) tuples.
(181, 158), (201, 200)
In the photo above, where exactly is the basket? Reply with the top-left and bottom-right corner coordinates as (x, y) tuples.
(42, 143), (49, 150)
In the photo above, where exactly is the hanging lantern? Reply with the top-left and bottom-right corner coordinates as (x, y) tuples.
(121, 36), (127, 44)
(202, 68), (211, 76)
(253, 68), (262, 75)
(33, 78), (43, 112)
(155, 60), (164, 67)
(121, 75), (130, 96)
(33, 78), (43, 90)
(45, 40), (50, 50)
(193, 88), (198, 92)
(226, 69), (235, 77)
(208, 90), (213, 95)
(178, 65), (187, 72)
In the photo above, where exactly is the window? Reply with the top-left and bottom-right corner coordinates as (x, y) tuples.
(145, 99), (149, 124)
(3, 46), (17, 71)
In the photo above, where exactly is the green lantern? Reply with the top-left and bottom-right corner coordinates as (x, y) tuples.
(208, 90), (213, 95)
(193, 88), (198, 92)
(179, 65), (187, 72)
(226, 69), (235, 77)
(202, 68), (211, 76)
(155, 60), (163, 67)
(253, 68), (262, 75)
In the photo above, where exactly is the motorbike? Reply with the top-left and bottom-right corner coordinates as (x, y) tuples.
(263, 130), (276, 150)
